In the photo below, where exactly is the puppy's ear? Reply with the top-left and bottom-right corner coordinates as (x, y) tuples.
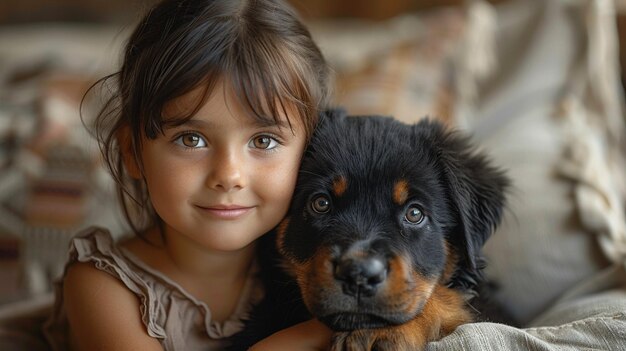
(414, 119), (509, 271)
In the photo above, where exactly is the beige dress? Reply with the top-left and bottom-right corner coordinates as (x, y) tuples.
(43, 227), (264, 351)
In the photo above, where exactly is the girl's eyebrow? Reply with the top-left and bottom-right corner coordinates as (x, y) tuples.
(252, 118), (290, 129)
(175, 118), (289, 129)
(176, 119), (211, 128)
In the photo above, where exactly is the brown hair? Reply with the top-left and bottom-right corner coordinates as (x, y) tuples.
(86, 0), (331, 236)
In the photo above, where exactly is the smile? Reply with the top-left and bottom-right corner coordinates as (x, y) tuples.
(195, 205), (255, 219)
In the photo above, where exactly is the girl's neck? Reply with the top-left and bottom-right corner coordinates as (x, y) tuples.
(163, 227), (257, 281)
(130, 226), (257, 284)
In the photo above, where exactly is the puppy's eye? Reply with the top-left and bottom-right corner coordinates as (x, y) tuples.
(311, 195), (331, 213)
(405, 206), (425, 224)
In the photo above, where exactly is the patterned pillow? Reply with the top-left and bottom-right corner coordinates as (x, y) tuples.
(309, 8), (466, 125)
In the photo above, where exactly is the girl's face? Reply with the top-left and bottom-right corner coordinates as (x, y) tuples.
(132, 81), (307, 252)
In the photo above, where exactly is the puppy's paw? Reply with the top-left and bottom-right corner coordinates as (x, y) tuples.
(330, 328), (425, 351)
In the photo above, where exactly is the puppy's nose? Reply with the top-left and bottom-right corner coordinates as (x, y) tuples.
(334, 256), (387, 297)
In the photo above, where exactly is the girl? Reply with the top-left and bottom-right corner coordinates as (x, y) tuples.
(43, 0), (333, 349)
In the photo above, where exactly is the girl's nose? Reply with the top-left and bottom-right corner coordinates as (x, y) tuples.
(206, 149), (246, 191)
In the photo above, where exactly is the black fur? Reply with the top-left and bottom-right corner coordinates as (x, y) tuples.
(228, 109), (509, 349)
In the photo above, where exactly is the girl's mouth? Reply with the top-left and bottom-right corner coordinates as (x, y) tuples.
(196, 205), (254, 219)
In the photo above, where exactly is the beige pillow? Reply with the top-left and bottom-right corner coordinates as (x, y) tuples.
(309, 7), (466, 125)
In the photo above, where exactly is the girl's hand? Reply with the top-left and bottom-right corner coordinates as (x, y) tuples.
(249, 318), (333, 351)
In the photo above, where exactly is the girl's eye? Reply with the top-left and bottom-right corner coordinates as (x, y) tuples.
(250, 135), (279, 150)
(405, 205), (425, 224)
(175, 133), (207, 148)
(311, 195), (331, 214)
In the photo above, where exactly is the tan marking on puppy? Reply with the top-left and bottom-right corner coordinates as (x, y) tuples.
(276, 217), (290, 257)
(290, 246), (336, 312)
(405, 284), (472, 340)
(332, 176), (348, 197)
(276, 217), (302, 277)
(381, 256), (436, 316)
(334, 284), (472, 351)
(441, 242), (460, 284)
(382, 256), (411, 299)
(393, 180), (410, 205)
(402, 270), (437, 316)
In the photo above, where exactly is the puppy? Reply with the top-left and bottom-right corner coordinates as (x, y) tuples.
(229, 110), (509, 350)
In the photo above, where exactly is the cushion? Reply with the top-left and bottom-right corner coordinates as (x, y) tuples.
(309, 7), (466, 125)
(469, 0), (625, 325)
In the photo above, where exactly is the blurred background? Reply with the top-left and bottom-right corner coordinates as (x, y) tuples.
(0, 1), (625, 337)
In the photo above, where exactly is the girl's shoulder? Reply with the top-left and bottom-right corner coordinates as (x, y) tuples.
(61, 226), (159, 321)
(63, 227), (137, 302)
(62, 258), (162, 350)
(45, 227), (171, 347)
(64, 226), (169, 303)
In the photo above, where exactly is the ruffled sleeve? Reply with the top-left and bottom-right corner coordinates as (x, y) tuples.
(43, 226), (264, 351)
(68, 227), (167, 339)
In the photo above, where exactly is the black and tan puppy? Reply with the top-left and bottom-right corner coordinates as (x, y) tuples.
(275, 110), (509, 350)
(228, 109), (509, 350)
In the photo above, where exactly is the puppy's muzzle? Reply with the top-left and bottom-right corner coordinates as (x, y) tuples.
(334, 254), (388, 297)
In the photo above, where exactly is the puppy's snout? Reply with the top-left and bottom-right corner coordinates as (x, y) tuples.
(334, 256), (387, 297)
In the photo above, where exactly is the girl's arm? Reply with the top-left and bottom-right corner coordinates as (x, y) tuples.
(63, 262), (163, 351)
(249, 318), (333, 351)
